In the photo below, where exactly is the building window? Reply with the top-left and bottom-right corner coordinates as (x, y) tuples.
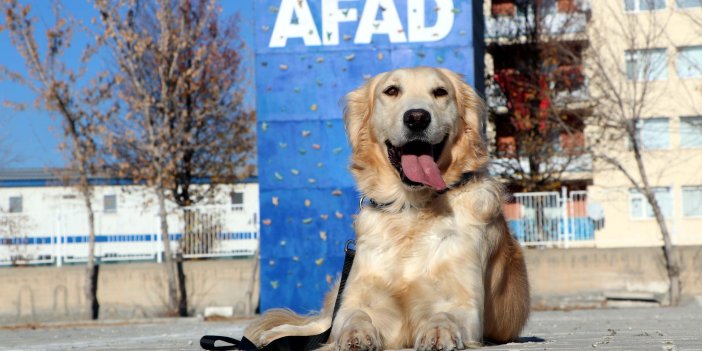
(676, 46), (702, 78)
(231, 191), (244, 211)
(626, 49), (667, 80)
(630, 187), (672, 219)
(636, 118), (670, 150)
(103, 194), (117, 213)
(625, 0), (666, 11)
(676, 0), (702, 8)
(680, 116), (702, 148)
(683, 186), (702, 217)
(9, 196), (23, 213)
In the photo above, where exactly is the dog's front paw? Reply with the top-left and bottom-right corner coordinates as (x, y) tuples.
(336, 322), (381, 351)
(414, 313), (479, 351)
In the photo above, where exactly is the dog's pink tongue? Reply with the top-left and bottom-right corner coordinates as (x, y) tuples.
(401, 154), (447, 191)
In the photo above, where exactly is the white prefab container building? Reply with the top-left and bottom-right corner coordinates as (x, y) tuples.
(0, 169), (260, 266)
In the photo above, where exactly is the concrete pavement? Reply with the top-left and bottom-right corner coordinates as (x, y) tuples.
(1, 306), (701, 350)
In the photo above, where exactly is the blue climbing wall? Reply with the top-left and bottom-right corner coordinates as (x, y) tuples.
(254, 0), (482, 313)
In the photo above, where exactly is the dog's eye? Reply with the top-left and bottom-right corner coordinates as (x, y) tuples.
(433, 87), (448, 98)
(383, 86), (400, 97)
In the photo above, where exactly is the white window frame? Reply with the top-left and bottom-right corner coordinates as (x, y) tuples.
(626, 48), (668, 81)
(682, 186), (702, 218)
(629, 187), (673, 220)
(625, 0), (667, 12)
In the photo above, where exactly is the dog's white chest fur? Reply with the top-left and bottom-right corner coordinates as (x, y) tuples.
(354, 207), (484, 285)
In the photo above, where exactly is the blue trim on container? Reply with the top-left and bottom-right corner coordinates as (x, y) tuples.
(1, 232), (259, 245)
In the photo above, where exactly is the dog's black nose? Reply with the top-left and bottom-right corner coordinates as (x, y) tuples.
(403, 109), (431, 132)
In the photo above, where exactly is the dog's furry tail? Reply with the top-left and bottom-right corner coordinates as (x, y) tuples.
(244, 283), (338, 347)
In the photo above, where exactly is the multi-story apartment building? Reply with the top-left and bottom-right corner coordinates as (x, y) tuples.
(586, 0), (702, 247)
(486, 0), (702, 247)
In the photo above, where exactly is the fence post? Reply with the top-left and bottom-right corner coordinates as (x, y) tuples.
(561, 186), (569, 249)
(56, 210), (63, 267)
(156, 215), (162, 263)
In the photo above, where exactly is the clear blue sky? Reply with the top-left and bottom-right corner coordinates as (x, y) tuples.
(0, 0), (254, 169)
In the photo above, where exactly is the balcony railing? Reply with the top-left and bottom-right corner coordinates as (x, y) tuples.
(486, 2), (590, 41)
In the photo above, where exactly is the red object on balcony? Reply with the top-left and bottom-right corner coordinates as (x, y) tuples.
(557, 0), (578, 13)
(497, 136), (517, 157)
(492, 0), (515, 16)
(560, 131), (585, 155)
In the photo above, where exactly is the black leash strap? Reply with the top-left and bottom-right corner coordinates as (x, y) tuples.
(200, 240), (356, 351)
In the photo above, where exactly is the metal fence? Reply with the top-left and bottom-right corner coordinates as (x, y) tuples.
(505, 188), (595, 247)
(0, 204), (258, 267)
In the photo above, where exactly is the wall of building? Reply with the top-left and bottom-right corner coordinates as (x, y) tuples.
(0, 259), (259, 325)
(3, 246), (702, 324)
(586, 0), (702, 247)
(0, 183), (260, 264)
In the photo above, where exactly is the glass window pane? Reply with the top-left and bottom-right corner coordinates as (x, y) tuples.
(677, 46), (702, 78)
(641, 118), (669, 149)
(654, 187), (672, 218)
(104, 195), (117, 213)
(676, 0), (702, 8)
(9, 196), (23, 213)
(625, 0), (636, 11)
(641, 0), (666, 9)
(681, 116), (702, 148)
(630, 195), (643, 218)
(683, 186), (702, 217)
(627, 49), (667, 80)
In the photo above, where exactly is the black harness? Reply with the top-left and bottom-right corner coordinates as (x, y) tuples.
(200, 172), (474, 350)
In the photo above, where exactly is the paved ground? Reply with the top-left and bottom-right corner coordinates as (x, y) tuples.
(1, 306), (701, 350)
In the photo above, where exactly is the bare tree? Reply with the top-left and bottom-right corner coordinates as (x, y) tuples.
(94, 0), (255, 315)
(1, 0), (116, 319)
(485, 0), (591, 192)
(585, 1), (681, 305)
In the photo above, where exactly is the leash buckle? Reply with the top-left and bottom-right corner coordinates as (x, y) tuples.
(345, 240), (356, 253)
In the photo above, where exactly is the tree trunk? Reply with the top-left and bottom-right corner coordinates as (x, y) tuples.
(632, 143), (680, 306)
(649, 196), (680, 306)
(82, 191), (100, 320)
(156, 186), (179, 315)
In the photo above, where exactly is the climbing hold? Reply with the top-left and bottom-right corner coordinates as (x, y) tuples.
(272, 197), (279, 207)
(302, 218), (313, 224)
(315, 258), (324, 266)
(305, 199), (311, 207)
(274, 172), (284, 181)
(312, 144), (321, 150)
(310, 104), (318, 111)
(335, 211), (344, 219)
(320, 214), (329, 220)
(270, 281), (279, 289)
(319, 231), (327, 241)
(291, 169), (300, 175)
(331, 189), (342, 196)
(302, 130), (312, 137)
(279, 64), (288, 70)
(263, 219), (272, 226)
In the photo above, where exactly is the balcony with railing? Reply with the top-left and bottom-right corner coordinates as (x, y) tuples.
(486, 0), (590, 42)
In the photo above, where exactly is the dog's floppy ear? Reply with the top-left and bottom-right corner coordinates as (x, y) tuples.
(343, 73), (384, 150)
(437, 68), (487, 145)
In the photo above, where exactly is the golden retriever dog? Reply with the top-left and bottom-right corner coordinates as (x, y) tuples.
(245, 67), (530, 350)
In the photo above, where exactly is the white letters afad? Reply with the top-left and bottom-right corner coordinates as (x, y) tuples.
(269, 0), (455, 48)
